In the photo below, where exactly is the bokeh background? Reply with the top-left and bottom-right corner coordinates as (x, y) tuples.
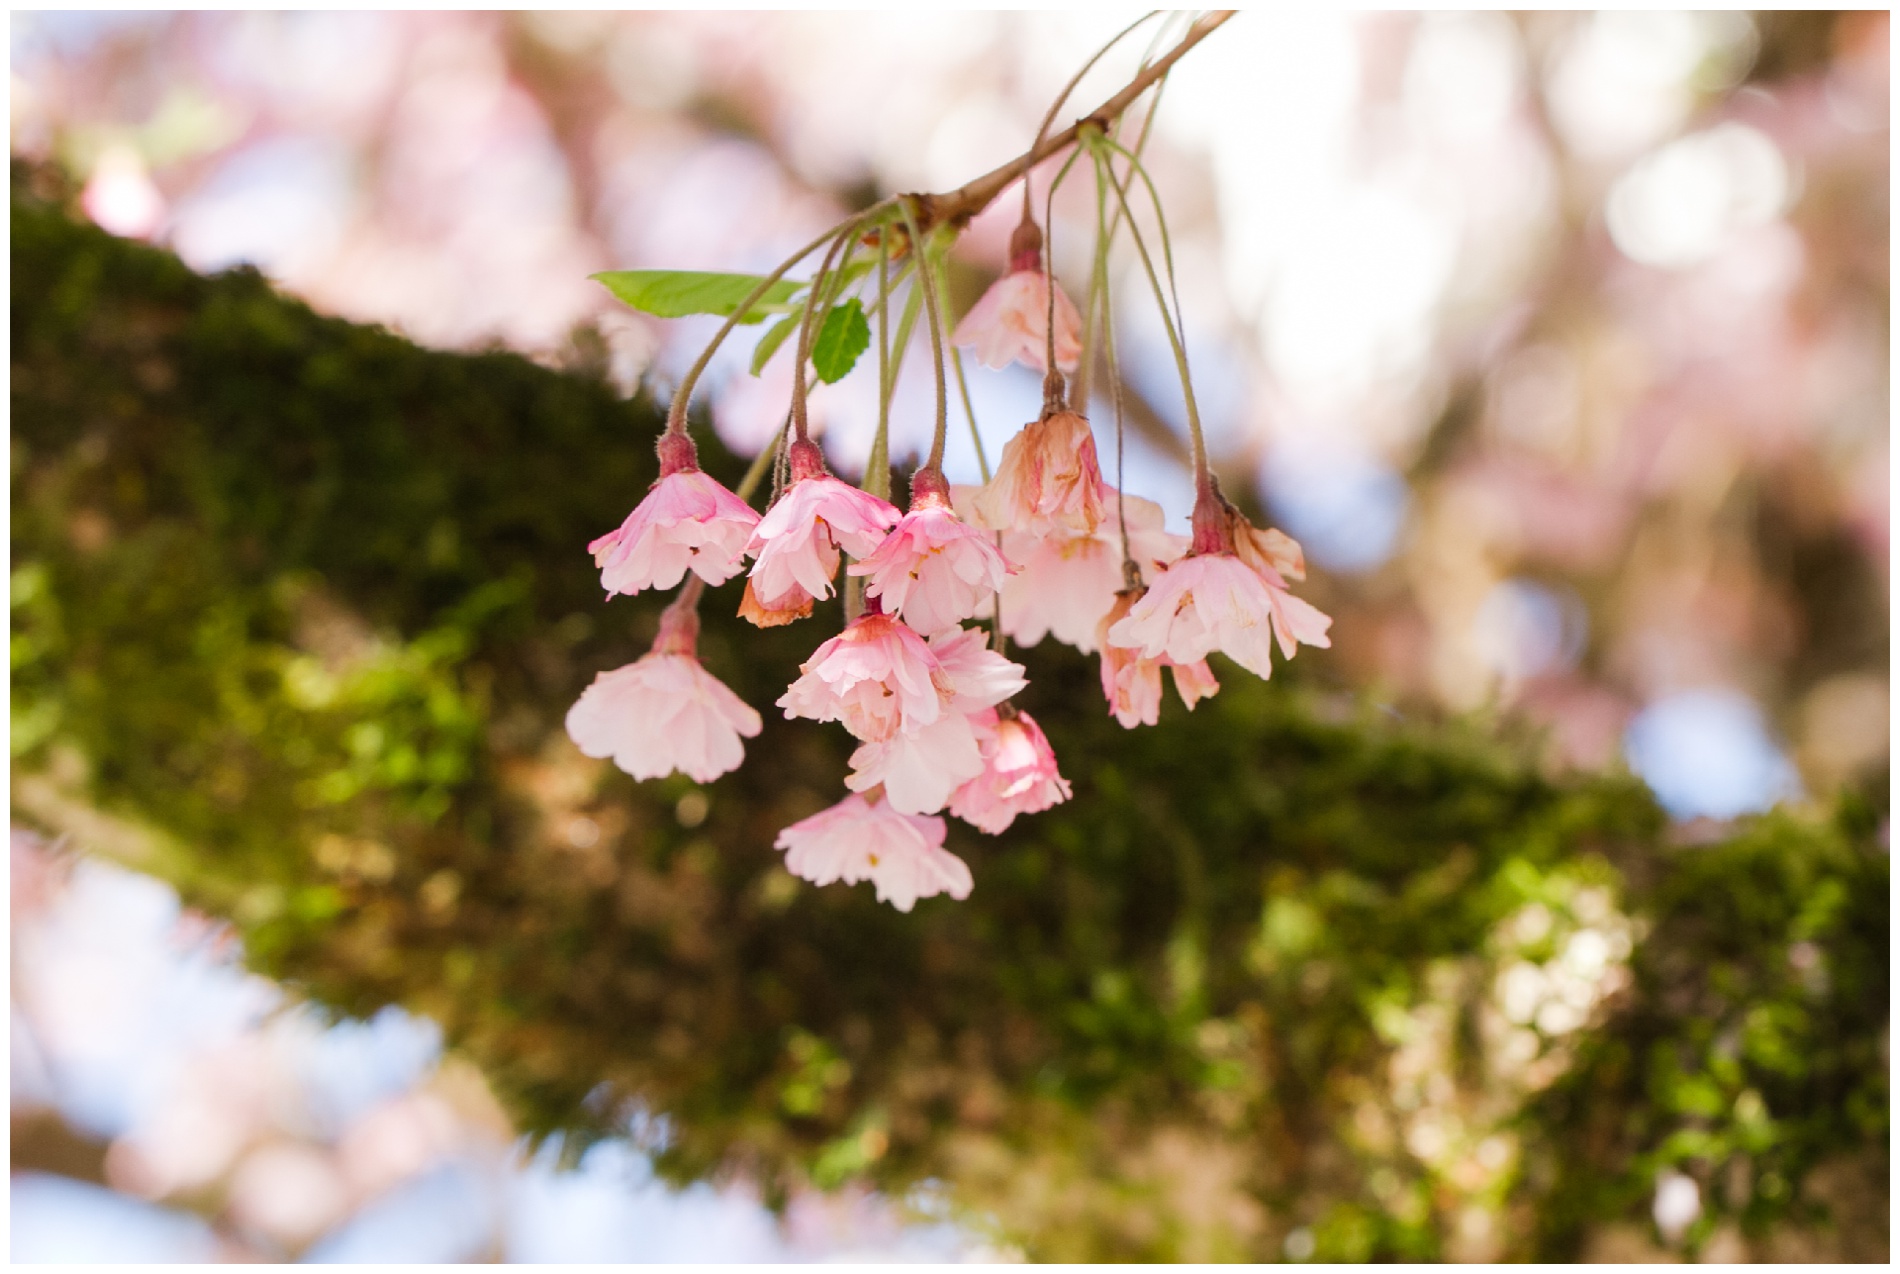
(10, 9), (1889, 1261)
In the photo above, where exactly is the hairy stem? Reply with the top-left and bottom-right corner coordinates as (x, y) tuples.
(900, 198), (950, 476)
(791, 223), (862, 445)
(1088, 132), (1208, 492)
(664, 220), (851, 438)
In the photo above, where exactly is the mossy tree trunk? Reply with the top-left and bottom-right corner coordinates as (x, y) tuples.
(11, 170), (1887, 1261)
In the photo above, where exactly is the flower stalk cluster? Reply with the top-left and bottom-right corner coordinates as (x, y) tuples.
(567, 10), (1328, 913)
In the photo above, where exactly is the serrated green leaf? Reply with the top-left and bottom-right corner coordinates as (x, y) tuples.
(591, 270), (802, 325)
(750, 311), (804, 376)
(811, 299), (871, 384)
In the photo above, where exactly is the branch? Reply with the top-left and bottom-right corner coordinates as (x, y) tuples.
(913, 11), (1235, 234)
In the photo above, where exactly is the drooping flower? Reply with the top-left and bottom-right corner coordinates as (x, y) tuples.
(927, 624), (1029, 712)
(1227, 515), (1332, 660)
(778, 609), (949, 742)
(1105, 488), (1333, 679)
(743, 439), (901, 626)
(950, 218), (1082, 375)
(565, 600), (761, 782)
(588, 433), (761, 596)
(1095, 588), (1220, 728)
(980, 488), (1187, 654)
(1104, 552), (1285, 679)
(970, 407), (1105, 536)
(840, 624), (1027, 815)
(948, 708), (1071, 833)
(849, 468), (1013, 637)
(774, 789), (973, 912)
(845, 712), (987, 815)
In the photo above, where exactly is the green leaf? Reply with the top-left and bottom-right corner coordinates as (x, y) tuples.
(750, 311), (803, 376)
(811, 299), (871, 383)
(591, 270), (801, 325)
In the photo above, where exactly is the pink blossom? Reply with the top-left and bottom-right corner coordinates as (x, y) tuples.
(1227, 516), (1332, 659)
(588, 440), (760, 596)
(1095, 589), (1220, 728)
(744, 459), (901, 623)
(949, 709), (1071, 834)
(1104, 554), (1290, 680)
(927, 625), (1028, 712)
(983, 489), (1187, 654)
(839, 625), (1026, 814)
(845, 712), (987, 815)
(565, 606), (761, 782)
(969, 409), (1105, 535)
(951, 271), (1083, 376)
(778, 611), (949, 742)
(774, 791), (973, 912)
(849, 476), (1013, 636)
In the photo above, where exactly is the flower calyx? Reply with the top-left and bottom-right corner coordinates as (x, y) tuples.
(1007, 215), (1044, 274)
(653, 591), (702, 657)
(655, 430), (700, 480)
(787, 437), (828, 483)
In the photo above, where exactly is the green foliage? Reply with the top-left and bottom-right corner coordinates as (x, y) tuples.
(10, 171), (1887, 1261)
(592, 269), (800, 323)
(810, 298), (870, 383)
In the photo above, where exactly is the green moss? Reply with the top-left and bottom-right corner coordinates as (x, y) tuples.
(11, 168), (1887, 1260)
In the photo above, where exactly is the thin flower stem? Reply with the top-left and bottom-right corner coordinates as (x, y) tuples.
(1073, 68), (1163, 407)
(1021, 10), (1164, 225)
(1087, 131), (1208, 491)
(866, 233), (892, 503)
(671, 573), (707, 615)
(1039, 143), (1088, 390)
(915, 12), (1231, 234)
(791, 221), (864, 445)
(1090, 151), (1135, 580)
(1028, 11), (1163, 156)
(899, 198), (950, 476)
(938, 261), (991, 482)
(1096, 134), (1191, 370)
(664, 219), (854, 438)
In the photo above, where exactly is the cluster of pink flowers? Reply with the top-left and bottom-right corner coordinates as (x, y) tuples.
(567, 254), (1330, 914)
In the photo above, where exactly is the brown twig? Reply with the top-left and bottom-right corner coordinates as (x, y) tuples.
(912, 11), (1234, 234)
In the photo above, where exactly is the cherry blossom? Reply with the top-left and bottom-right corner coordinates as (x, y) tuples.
(588, 433), (760, 596)
(774, 790), (973, 912)
(845, 712), (987, 815)
(969, 407), (1105, 536)
(950, 220), (1082, 375)
(926, 624), (1029, 711)
(778, 609), (950, 742)
(976, 488), (1186, 653)
(1105, 494), (1333, 680)
(743, 439), (901, 626)
(841, 624), (1028, 814)
(948, 708), (1071, 833)
(1104, 553), (1286, 679)
(564, 602), (761, 782)
(850, 469), (1012, 636)
(1095, 588), (1220, 728)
